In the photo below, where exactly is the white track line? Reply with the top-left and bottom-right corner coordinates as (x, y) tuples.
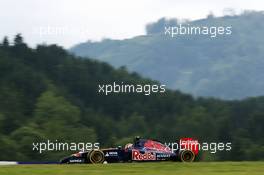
(0, 161), (18, 165)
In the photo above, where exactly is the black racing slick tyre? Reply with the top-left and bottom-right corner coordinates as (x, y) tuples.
(180, 149), (195, 162)
(88, 150), (105, 164)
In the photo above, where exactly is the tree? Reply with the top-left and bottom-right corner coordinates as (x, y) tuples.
(207, 11), (215, 19)
(1, 36), (9, 47)
(14, 33), (24, 45)
(0, 113), (4, 132)
(33, 89), (81, 139)
(10, 125), (46, 161)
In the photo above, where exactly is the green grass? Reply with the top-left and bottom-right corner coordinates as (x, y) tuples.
(0, 162), (263, 175)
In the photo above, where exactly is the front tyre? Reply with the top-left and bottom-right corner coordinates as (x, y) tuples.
(88, 150), (105, 164)
(180, 150), (195, 162)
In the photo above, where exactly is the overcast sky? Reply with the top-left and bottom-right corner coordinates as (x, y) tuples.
(0, 0), (263, 48)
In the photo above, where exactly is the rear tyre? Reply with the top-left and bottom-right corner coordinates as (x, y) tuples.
(88, 150), (105, 164)
(180, 150), (195, 162)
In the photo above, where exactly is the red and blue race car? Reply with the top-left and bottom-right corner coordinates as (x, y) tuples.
(60, 137), (199, 164)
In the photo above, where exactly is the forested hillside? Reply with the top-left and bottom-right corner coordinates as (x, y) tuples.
(0, 35), (263, 161)
(71, 11), (264, 99)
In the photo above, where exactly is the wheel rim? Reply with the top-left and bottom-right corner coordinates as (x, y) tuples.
(90, 151), (104, 163)
(181, 150), (195, 162)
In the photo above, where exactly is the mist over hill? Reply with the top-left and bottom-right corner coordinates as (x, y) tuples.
(71, 11), (264, 100)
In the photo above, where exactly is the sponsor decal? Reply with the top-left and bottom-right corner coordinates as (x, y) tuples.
(156, 153), (170, 158)
(69, 159), (83, 163)
(132, 150), (156, 161)
(105, 151), (118, 157)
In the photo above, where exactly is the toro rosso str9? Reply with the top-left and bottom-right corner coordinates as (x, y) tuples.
(60, 137), (199, 164)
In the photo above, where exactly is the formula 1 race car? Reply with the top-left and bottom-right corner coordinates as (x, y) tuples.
(60, 137), (199, 164)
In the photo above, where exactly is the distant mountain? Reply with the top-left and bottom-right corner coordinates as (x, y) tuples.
(70, 11), (264, 100)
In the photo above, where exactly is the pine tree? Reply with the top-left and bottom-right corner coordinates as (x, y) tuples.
(14, 33), (24, 46)
(1, 36), (9, 47)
